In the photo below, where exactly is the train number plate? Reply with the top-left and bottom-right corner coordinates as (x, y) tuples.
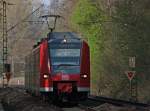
(61, 75), (69, 80)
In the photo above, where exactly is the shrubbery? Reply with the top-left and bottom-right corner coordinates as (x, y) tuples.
(71, 0), (150, 103)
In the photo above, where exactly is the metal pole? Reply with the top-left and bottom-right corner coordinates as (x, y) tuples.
(2, 1), (7, 88)
(128, 57), (138, 102)
(131, 73), (138, 102)
(129, 80), (132, 101)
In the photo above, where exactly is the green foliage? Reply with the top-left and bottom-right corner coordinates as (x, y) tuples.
(71, 0), (150, 102)
(71, 0), (127, 95)
(113, 0), (150, 102)
(114, 0), (150, 77)
(71, 0), (106, 92)
(71, 0), (128, 97)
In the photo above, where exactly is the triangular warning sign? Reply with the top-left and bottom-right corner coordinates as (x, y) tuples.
(125, 71), (136, 81)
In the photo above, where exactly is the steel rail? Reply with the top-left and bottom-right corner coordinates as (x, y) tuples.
(88, 95), (150, 107)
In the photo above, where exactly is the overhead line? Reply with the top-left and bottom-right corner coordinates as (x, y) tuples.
(7, 4), (44, 33)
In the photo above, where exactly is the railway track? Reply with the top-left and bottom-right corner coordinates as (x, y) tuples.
(60, 103), (95, 111)
(71, 96), (150, 111)
(88, 95), (150, 107)
(62, 95), (150, 111)
(0, 87), (149, 111)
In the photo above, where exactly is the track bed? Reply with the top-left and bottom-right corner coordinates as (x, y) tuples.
(0, 87), (149, 111)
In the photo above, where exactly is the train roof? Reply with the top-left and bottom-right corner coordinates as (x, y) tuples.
(48, 32), (82, 43)
(48, 32), (81, 39)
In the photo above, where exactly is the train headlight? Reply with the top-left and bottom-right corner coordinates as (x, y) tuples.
(81, 74), (88, 79)
(43, 74), (49, 79)
(63, 35), (67, 43)
(63, 39), (67, 43)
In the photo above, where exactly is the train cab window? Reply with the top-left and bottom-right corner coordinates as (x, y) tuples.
(49, 43), (81, 74)
(50, 49), (80, 57)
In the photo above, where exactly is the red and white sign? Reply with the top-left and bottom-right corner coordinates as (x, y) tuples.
(125, 71), (136, 81)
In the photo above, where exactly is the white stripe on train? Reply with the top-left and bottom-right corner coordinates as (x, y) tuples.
(40, 87), (90, 92)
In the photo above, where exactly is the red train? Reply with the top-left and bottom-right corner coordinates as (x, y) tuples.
(25, 32), (90, 103)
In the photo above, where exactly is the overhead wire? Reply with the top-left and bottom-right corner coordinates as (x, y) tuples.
(9, 3), (46, 50)
(8, 0), (70, 50)
(7, 4), (44, 33)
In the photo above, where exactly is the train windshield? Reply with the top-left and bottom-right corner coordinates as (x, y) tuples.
(50, 49), (80, 58)
(49, 43), (81, 74)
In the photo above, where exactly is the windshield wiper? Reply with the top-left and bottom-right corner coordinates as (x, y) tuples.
(57, 64), (78, 67)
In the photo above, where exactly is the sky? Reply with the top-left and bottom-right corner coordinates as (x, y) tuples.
(43, 0), (51, 6)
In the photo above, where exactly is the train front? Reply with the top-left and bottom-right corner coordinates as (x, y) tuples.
(48, 32), (90, 102)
